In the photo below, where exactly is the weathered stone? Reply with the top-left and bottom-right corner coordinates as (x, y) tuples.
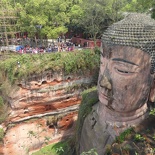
(78, 13), (155, 155)
(1, 70), (96, 155)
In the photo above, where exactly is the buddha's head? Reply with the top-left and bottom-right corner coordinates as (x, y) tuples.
(98, 13), (155, 114)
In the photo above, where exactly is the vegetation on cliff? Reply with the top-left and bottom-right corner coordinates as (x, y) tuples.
(0, 49), (100, 84)
(76, 86), (99, 154)
(0, 96), (8, 124)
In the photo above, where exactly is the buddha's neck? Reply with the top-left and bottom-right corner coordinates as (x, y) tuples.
(97, 102), (149, 128)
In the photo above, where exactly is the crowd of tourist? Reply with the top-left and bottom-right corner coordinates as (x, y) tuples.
(16, 40), (75, 54)
(0, 36), (78, 54)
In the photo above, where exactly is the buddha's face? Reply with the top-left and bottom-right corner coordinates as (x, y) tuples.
(98, 46), (154, 113)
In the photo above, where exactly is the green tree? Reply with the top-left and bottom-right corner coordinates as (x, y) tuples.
(77, 0), (127, 45)
(15, 0), (83, 40)
(79, 0), (106, 42)
(122, 0), (155, 17)
(0, 0), (19, 46)
(6, 0), (129, 43)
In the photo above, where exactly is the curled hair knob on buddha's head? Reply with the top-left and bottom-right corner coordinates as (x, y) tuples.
(102, 13), (155, 73)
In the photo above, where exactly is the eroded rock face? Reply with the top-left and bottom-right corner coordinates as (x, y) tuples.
(2, 70), (97, 155)
(8, 70), (94, 121)
(3, 113), (77, 155)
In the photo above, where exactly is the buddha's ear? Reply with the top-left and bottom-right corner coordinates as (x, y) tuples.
(149, 77), (155, 102)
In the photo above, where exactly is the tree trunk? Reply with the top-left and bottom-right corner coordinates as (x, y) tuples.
(93, 33), (97, 48)
(35, 36), (37, 47)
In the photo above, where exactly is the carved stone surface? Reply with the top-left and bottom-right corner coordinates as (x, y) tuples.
(102, 13), (155, 72)
(79, 13), (155, 155)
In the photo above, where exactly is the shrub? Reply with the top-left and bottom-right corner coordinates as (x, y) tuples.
(80, 148), (98, 155)
(0, 49), (100, 84)
(0, 96), (8, 123)
(134, 134), (145, 142)
(115, 128), (134, 143)
(149, 108), (155, 116)
(0, 128), (4, 142)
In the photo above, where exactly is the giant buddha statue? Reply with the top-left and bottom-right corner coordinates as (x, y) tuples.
(78, 13), (155, 155)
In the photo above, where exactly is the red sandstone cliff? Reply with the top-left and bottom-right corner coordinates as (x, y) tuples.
(1, 70), (96, 155)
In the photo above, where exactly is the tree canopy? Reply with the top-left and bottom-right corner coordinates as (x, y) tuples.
(1, 0), (155, 41)
(77, 0), (128, 41)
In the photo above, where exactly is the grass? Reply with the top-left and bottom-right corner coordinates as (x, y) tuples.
(32, 138), (75, 155)
(31, 143), (57, 155)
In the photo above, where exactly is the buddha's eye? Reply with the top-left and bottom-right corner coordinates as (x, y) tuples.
(115, 68), (134, 74)
(113, 61), (138, 75)
(117, 69), (130, 74)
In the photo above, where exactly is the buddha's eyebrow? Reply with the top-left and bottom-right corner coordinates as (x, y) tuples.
(112, 58), (139, 66)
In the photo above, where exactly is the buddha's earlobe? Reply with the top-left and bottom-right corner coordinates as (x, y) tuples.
(149, 78), (155, 102)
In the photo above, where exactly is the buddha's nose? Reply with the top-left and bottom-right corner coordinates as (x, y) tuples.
(99, 75), (112, 90)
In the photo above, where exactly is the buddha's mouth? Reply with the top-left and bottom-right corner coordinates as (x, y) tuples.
(99, 87), (113, 100)
(100, 93), (109, 100)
